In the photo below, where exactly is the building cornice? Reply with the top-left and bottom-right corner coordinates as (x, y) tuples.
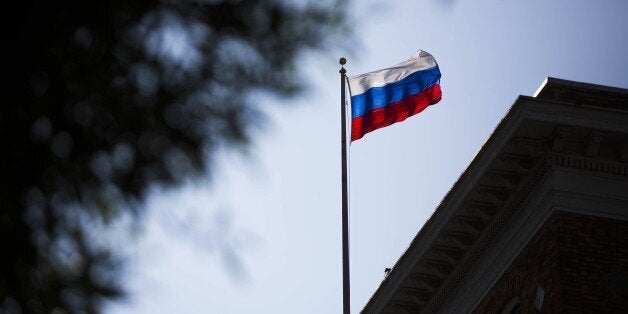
(361, 78), (628, 313)
(445, 160), (628, 313)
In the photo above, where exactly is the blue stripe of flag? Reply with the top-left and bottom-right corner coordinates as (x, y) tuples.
(350, 66), (441, 119)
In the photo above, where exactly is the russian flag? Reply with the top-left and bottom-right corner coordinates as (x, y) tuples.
(348, 50), (442, 141)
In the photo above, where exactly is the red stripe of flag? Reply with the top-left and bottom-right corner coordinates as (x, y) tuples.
(351, 84), (442, 141)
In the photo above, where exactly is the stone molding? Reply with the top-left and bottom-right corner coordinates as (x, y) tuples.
(361, 78), (628, 314)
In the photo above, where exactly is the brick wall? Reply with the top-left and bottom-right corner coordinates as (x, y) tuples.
(473, 212), (562, 313)
(557, 212), (628, 312)
(473, 212), (628, 313)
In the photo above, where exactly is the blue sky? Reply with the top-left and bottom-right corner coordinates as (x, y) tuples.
(108, 0), (628, 313)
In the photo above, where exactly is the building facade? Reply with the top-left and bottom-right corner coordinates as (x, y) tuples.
(361, 78), (628, 313)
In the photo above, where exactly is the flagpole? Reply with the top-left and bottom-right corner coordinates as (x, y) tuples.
(339, 57), (350, 314)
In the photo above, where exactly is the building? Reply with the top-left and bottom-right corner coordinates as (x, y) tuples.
(361, 78), (628, 313)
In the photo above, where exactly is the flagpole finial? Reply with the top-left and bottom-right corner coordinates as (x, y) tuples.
(339, 57), (346, 74)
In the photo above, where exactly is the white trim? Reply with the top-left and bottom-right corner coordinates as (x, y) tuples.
(533, 77), (549, 97)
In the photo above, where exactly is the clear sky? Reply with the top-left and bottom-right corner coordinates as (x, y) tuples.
(108, 0), (628, 313)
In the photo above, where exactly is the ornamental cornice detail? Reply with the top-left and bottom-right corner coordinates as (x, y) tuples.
(368, 121), (628, 314)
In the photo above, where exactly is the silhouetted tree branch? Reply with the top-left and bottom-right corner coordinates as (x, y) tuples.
(1, 0), (349, 312)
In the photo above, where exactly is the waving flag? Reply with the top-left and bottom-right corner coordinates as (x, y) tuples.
(348, 50), (442, 141)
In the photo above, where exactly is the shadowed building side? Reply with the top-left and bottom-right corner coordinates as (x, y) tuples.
(361, 78), (628, 313)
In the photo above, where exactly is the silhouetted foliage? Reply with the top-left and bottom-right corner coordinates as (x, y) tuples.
(1, 0), (347, 312)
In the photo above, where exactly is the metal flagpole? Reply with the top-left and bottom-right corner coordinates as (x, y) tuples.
(339, 57), (350, 314)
